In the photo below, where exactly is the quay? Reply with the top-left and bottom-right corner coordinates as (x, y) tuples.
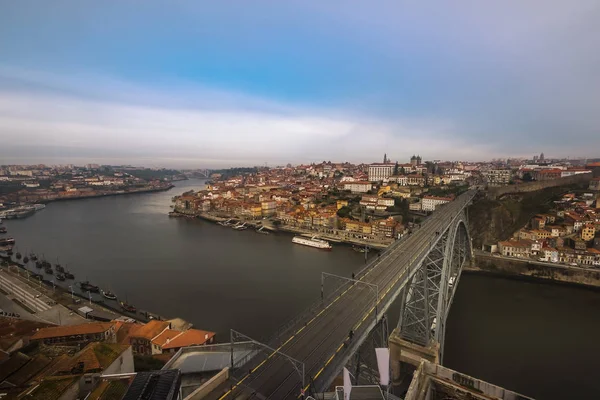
(170, 210), (393, 250)
(0, 257), (170, 327)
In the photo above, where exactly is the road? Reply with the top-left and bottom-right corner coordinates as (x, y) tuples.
(475, 250), (600, 272)
(217, 190), (477, 399)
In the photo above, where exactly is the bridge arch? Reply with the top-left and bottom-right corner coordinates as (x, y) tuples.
(397, 211), (473, 358)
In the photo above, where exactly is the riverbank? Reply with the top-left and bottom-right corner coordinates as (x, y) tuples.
(0, 256), (170, 324)
(172, 210), (392, 249)
(468, 253), (600, 289)
(38, 183), (175, 204)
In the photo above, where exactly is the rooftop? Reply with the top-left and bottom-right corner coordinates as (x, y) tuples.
(31, 322), (114, 340)
(20, 375), (79, 400)
(161, 329), (216, 350)
(122, 370), (181, 400)
(54, 343), (130, 375)
(129, 320), (170, 341)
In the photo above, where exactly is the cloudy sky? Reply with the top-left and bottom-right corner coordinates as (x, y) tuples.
(1, 1), (599, 168)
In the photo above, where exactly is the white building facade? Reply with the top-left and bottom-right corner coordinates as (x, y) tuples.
(421, 196), (452, 212)
(368, 164), (394, 182)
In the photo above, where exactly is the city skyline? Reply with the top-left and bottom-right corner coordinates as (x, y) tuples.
(1, 1), (599, 167)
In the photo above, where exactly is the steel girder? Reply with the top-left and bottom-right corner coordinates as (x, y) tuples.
(397, 210), (472, 355)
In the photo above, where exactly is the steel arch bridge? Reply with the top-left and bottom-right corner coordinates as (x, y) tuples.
(218, 190), (477, 400)
(397, 208), (472, 361)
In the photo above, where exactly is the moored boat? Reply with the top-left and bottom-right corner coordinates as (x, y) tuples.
(0, 227), (6, 234)
(56, 273), (65, 281)
(292, 236), (332, 250)
(120, 301), (137, 313)
(102, 290), (117, 300)
(64, 271), (75, 280)
(0, 237), (15, 246)
(80, 281), (100, 293)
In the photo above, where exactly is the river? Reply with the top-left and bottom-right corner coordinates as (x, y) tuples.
(2, 179), (598, 399)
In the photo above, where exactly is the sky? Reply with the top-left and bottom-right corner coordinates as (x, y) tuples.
(1, 1), (599, 168)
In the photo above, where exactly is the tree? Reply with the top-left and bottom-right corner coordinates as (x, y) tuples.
(337, 206), (352, 218)
(523, 172), (533, 182)
(400, 167), (406, 175)
(393, 162), (399, 175)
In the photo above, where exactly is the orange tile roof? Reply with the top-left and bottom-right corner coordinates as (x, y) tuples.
(151, 329), (182, 347)
(130, 320), (170, 340)
(31, 323), (114, 340)
(114, 322), (142, 345)
(161, 329), (216, 350)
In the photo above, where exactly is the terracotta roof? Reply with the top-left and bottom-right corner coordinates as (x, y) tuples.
(0, 317), (52, 341)
(55, 343), (130, 375)
(130, 320), (170, 341)
(31, 322), (114, 340)
(151, 329), (182, 347)
(161, 329), (216, 350)
(114, 322), (142, 345)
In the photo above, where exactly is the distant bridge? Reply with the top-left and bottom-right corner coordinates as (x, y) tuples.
(216, 190), (477, 399)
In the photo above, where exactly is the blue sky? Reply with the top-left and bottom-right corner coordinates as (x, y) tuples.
(1, 1), (599, 167)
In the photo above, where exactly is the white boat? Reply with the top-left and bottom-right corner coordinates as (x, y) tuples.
(33, 204), (46, 211)
(232, 222), (247, 230)
(292, 236), (332, 250)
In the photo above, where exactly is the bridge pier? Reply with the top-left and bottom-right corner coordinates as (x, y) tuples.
(388, 328), (439, 386)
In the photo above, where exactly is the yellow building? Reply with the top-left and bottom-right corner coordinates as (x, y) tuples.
(581, 224), (596, 241)
(336, 200), (349, 210)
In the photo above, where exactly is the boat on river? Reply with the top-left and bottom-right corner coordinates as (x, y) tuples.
(292, 236), (332, 250)
(0, 227), (6, 234)
(64, 271), (75, 280)
(120, 301), (137, 313)
(102, 290), (117, 300)
(80, 281), (100, 293)
(56, 273), (65, 281)
(0, 237), (15, 246)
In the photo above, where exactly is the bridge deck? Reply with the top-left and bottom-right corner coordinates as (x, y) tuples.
(219, 190), (477, 399)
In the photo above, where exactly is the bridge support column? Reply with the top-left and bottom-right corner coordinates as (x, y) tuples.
(389, 328), (439, 385)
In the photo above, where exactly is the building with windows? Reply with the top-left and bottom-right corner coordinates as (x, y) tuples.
(581, 224), (596, 241)
(421, 196), (453, 212)
(483, 169), (511, 185)
(31, 322), (116, 346)
(498, 240), (533, 258)
(368, 163), (394, 182)
(343, 181), (372, 193)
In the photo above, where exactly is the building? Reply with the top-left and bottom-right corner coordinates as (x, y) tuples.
(409, 201), (422, 211)
(484, 169), (511, 185)
(372, 217), (401, 238)
(498, 240), (532, 258)
(421, 196), (453, 212)
(31, 322), (116, 346)
(53, 342), (134, 376)
(129, 320), (171, 355)
(359, 195), (394, 211)
(343, 181), (372, 193)
(368, 163), (394, 182)
(410, 155), (422, 167)
(159, 328), (216, 354)
(581, 224), (596, 241)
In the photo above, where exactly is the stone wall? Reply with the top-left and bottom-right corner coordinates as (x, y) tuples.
(469, 254), (600, 288)
(488, 173), (592, 200)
